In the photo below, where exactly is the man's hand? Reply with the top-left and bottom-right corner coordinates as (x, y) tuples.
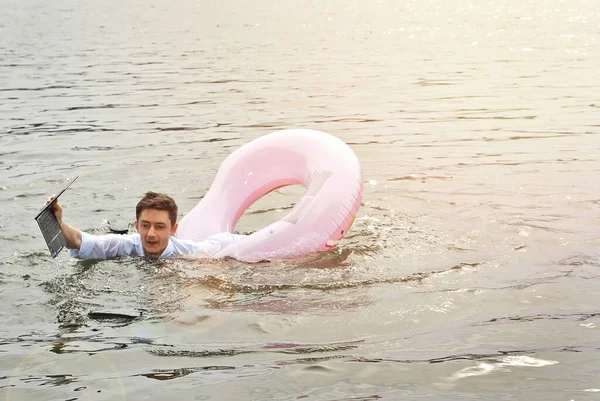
(43, 195), (63, 223)
(42, 195), (82, 250)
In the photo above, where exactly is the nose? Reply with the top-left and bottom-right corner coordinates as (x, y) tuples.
(148, 226), (157, 237)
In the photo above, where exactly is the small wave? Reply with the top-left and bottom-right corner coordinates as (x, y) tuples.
(387, 174), (453, 182)
(479, 311), (600, 326)
(72, 146), (113, 151)
(147, 348), (250, 358)
(146, 340), (362, 359)
(444, 355), (558, 383)
(156, 126), (201, 132)
(0, 85), (74, 92)
(138, 366), (236, 381)
(351, 350), (564, 367)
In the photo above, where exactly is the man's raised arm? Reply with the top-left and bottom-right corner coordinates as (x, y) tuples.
(43, 196), (82, 250)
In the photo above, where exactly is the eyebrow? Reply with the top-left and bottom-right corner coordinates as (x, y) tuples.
(140, 220), (167, 225)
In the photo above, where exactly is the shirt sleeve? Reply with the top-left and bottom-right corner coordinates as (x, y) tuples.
(69, 231), (140, 260)
(198, 233), (245, 256)
(175, 233), (245, 258)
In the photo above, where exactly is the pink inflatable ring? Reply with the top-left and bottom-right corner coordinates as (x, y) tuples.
(175, 129), (363, 262)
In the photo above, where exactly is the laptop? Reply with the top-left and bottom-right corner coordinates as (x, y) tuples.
(35, 176), (79, 258)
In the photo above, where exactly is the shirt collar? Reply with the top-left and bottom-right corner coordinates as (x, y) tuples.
(159, 237), (175, 258)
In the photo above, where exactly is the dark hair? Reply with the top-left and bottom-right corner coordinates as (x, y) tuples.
(136, 192), (178, 226)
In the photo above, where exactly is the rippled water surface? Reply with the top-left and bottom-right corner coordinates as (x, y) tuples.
(1, 0), (599, 400)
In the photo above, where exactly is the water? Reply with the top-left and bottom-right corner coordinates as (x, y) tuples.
(1, 0), (599, 399)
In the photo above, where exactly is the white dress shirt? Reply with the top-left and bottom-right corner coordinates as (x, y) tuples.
(69, 231), (245, 260)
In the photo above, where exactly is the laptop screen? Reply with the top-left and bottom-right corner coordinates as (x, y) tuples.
(35, 176), (79, 258)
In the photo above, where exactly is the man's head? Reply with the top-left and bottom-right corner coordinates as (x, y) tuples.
(134, 192), (178, 257)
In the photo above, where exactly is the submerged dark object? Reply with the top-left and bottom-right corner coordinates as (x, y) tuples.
(108, 219), (130, 234)
(88, 310), (142, 321)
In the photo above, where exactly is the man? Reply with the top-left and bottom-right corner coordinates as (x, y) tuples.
(44, 191), (244, 259)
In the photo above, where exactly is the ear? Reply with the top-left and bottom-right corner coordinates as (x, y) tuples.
(134, 220), (139, 232)
(170, 223), (178, 235)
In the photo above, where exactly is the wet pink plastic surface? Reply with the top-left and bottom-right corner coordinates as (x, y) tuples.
(175, 129), (363, 262)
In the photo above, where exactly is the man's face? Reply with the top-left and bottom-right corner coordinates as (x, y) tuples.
(134, 209), (177, 257)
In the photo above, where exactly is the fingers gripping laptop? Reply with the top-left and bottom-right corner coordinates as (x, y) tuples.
(35, 176), (79, 258)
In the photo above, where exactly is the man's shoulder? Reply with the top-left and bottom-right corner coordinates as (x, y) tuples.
(82, 231), (140, 240)
(164, 235), (200, 256)
(169, 235), (196, 246)
(101, 232), (141, 243)
(128, 232), (141, 241)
